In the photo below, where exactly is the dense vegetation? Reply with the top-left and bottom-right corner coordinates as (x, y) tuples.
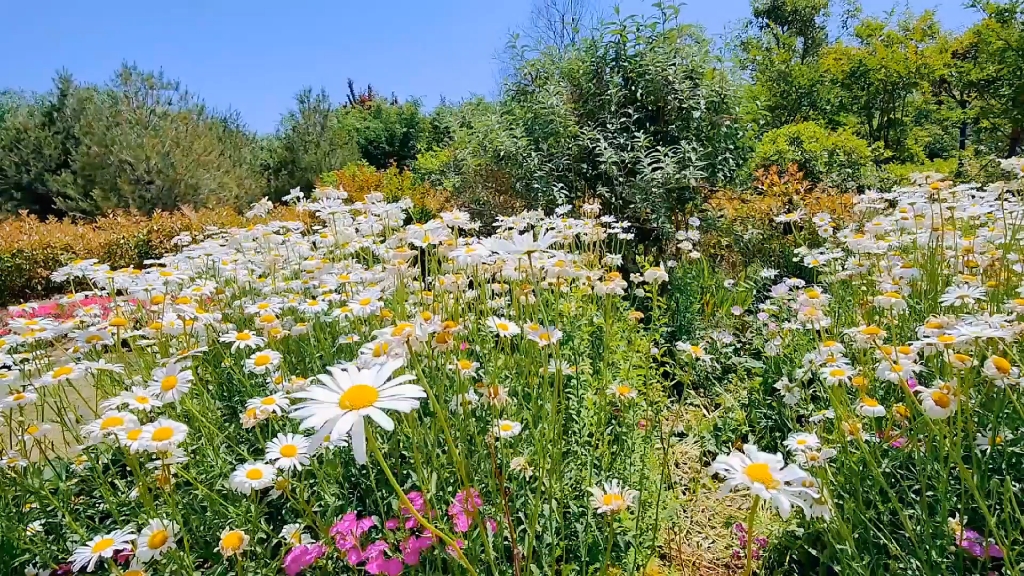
(1, 0), (1021, 225)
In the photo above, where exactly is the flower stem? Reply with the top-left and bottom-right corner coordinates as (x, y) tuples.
(598, 520), (616, 576)
(366, 427), (478, 576)
(745, 495), (761, 576)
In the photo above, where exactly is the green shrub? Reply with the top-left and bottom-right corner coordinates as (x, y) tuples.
(753, 122), (875, 190)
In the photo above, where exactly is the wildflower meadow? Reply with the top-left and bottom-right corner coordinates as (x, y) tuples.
(3, 158), (1024, 576)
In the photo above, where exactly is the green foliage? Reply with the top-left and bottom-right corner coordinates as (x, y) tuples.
(259, 88), (360, 201)
(0, 66), (263, 217)
(752, 121), (874, 189)
(336, 98), (426, 170)
(474, 3), (748, 241)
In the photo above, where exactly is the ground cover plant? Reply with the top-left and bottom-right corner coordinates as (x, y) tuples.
(2, 160), (1024, 575)
(0, 189), (682, 575)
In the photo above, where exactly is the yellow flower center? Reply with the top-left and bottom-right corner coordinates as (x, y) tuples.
(499, 423), (514, 432)
(26, 425), (39, 435)
(221, 531), (245, 551)
(497, 322), (509, 332)
(151, 426), (174, 442)
(147, 529), (169, 549)
(91, 537), (116, 554)
(359, 298), (372, 306)
(796, 438), (807, 445)
(931, 391), (952, 409)
(745, 462), (780, 489)
(991, 356), (1012, 375)
(100, 416), (125, 430)
(602, 493), (624, 507)
(85, 335), (103, 344)
(458, 360), (473, 370)
(236, 332), (251, 341)
(136, 396), (150, 404)
(937, 334), (956, 343)
(279, 444), (298, 458)
(862, 397), (880, 407)
(616, 385), (632, 396)
(52, 366), (74, 379)
(259, 314), (277, 324)
(254, 354), (271, 367)
(126, 429), (143, 441)
(828, 368), (846, 378)
(245, 468), (264, 481)
(160, 375), (179, 391)
(861, 326), (882, 336)
(339, 385), (379, 410)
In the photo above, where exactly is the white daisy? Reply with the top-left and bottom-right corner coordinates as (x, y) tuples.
(265, 433), (311, 471)
(587, 479), (638, 515)
(290, 359), (425, 464)
(229, 461), (276, 494)
(68, 528), (136, 572)
(136, 519), (178, 561)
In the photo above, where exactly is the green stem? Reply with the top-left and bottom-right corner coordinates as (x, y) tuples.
(745, 495), (761, 576)
(366, 427), (478, 576)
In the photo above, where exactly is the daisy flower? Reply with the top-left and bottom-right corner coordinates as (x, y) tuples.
(246, 392), (290, 416)
(139, 418), (189, 452)
(37, 363), (86, 387)
(290, 359), (426, 464)
(916, 381), (958, 419)
(525, 326), (562, 346)
(229, 461), (276, 494)
(607, 382), (638, 400)
(106, 387), (163, 412)
(219, 330), (267, 352)
(68, 528), (136, 572)
(587, 479), (638, 515)
(81, 411), (140, 444)
(1, 390), (37, 409)
(783, 432), (820, 453)
(709, 444), (810, 518)
(857, 397), (886, 417)
(136, 519), (178, 561)
(492, 419), (522, 438)
(982, 355), (1019, 385)
(486, 317), (521, 337)
(219, 528), (250, 557)
(266, 433), (311, 471)
(794, 448), (836, 467)
(938, 284), (986, 307)
(147, 362), (193, 403)
(245, 349), (283, 374)
(975, 430), (1011, 452)
(280, 523), (315, 545)
(450, 358), (480, 376)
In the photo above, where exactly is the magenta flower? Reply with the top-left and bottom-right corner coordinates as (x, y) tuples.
(385, 518), (401, 530)
(283, 543), (327, 576)
(401, 534), (435, 565)
(958, 528), (1004, 559)
(331, 511), (377, 565)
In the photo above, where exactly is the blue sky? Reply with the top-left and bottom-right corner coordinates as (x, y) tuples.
(2, 0), (980, 133)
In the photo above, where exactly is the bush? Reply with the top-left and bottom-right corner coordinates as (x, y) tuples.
(317, 162), (452, 220)
(752, 122), (875, 190)
(0, 66), (264, 217)
(0, 207), (297, 305)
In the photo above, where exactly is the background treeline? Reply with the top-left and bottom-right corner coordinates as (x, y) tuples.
(1, 0), (1022, 238)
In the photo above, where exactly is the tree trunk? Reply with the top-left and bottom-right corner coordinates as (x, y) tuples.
(1009, 126), (1022, 159)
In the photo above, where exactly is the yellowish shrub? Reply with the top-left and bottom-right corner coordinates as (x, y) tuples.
(0, 206), (299, 305)
(318, 163), (453, 218)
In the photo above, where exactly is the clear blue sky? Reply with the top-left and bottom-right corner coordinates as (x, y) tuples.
(1, 0), (980, 133)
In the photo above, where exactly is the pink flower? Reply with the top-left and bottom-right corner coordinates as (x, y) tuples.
(331, 511), (377, 564)
(385, 518), (400, 530)
(401, 534), (434, 565)
(486, 518), (498, 534)
(445, 539), (466, 557)
(448, 488), (484, 533)
(283, 543), (327, 576)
